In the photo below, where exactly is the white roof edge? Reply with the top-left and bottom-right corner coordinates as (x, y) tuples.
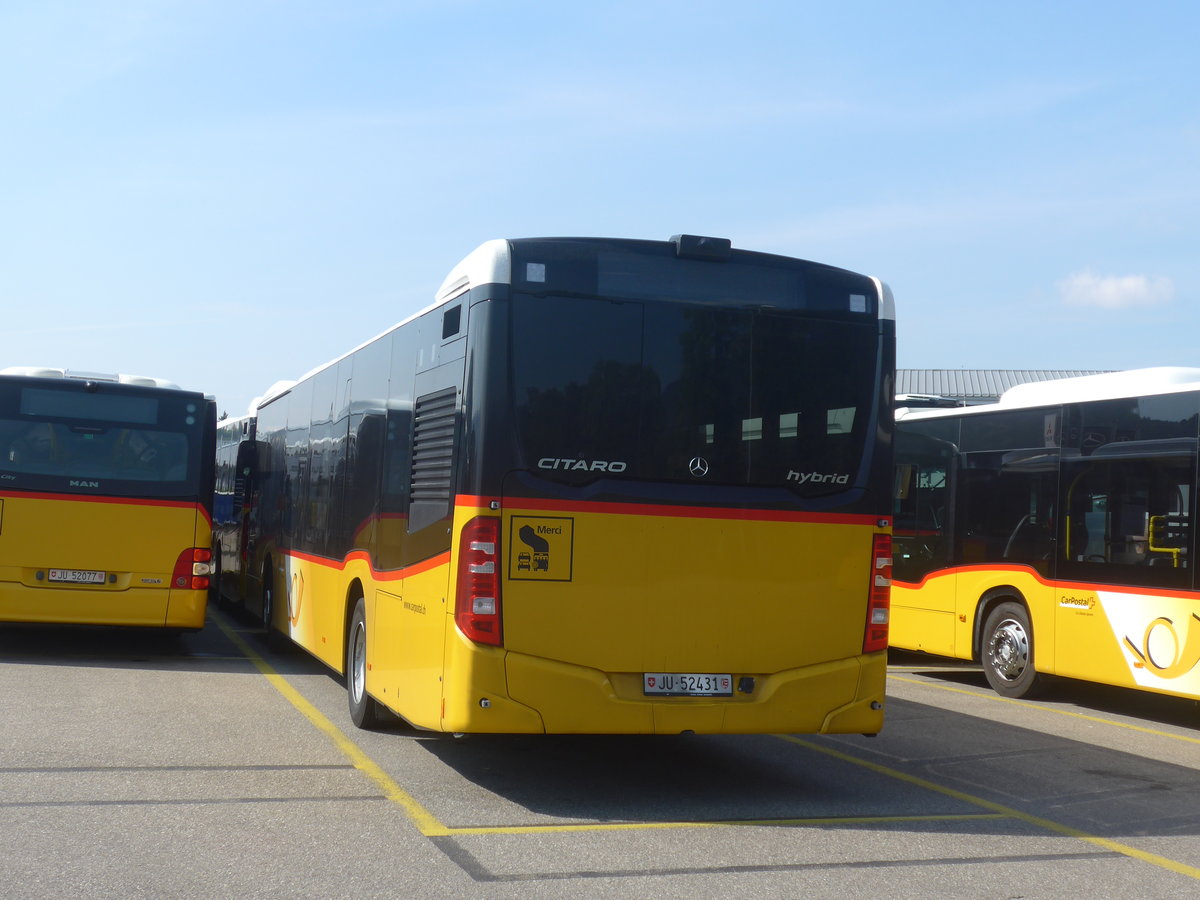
(899, 367), (1200, 420)
(267, 240), (515, 396)
(871, 278), (895, 321)
(0, 366), (181, 390)
(996, 367), (1200, 408)
(252, 380), (298, 410)
(435, 239), (512, 302)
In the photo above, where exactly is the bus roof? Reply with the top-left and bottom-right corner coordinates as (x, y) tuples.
(261, 235), (896, 410)
(0, 366), (182, 390)
(436, 239), (511, 303)
(434, 236), (896, 320)
(897, 367), (1200, 422)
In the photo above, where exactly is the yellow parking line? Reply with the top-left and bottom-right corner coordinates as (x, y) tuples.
(778, 735), (1200, 882)
(213, 613), (1197, 872)
(211, 615), (1013, 839)
(212, 615), (451, 837)
(889, 673), (1200, 746)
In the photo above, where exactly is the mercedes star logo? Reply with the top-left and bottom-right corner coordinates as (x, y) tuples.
(688, 456), (710, 477)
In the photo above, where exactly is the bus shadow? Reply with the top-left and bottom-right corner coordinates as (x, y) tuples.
(0, 613), (321, 677)
(415, 695), (1200, 838)
(889, 649), (1200, 732)
(421, 731), (848, 823)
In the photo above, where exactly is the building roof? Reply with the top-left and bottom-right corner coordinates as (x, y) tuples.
(896, 369), (1112, 403)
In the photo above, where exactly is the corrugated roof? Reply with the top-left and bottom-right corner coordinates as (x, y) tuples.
(897, 369), (1113, 401)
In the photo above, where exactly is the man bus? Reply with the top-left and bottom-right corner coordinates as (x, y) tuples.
(893, 367), (1200, 701)
(238, 235), (895, 734)
(0, 367), (216, 629)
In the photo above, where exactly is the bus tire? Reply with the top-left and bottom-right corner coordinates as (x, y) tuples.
(347, 597), (382, 729)
(261, 568), (284, 652)
(210, 546), (227, 610)
(981, 601), (1041, 698)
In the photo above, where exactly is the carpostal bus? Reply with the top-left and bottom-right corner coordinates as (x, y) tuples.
(244, 235), (896, 734)
(214, 415), (261, 613)
(0, 367), (217, 629)
(892, 367), (1200, 700)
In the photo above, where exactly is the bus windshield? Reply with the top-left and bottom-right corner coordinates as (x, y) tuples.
(0, 381), (205, 498)
(510, 294), (878, 495)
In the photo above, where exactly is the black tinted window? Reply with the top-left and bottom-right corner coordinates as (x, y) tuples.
(509, 295), (877, 495)
(0, 382), (205, 497)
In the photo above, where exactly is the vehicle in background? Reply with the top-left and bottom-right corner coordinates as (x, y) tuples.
(0, 367), (216, 629)
(893, 367), (1200, 700)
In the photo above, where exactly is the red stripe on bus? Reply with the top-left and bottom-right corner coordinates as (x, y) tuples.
(284, 549), (451, 582)
(455, 493), (882, 527)
(895, 563), (1200, 601)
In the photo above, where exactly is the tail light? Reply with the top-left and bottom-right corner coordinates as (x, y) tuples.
(173, 548), (213, 591)
(863, 533), (891, 653)
(455, 516), (502, 646)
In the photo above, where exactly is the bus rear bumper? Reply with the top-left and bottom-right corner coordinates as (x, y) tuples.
(0, 580), (206, 629)
(491, 650), (886, 735)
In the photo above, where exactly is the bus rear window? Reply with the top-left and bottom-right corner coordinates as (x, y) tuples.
(0, 384), (205, 496)
(2, 422), (191, 482)
(509, 295), (877, 494)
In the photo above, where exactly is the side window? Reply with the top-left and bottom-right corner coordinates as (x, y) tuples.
(1061, 456), (1192, 589)
(893, 430), (956, 583)
(893, 459), (950, 582)
(959, 450), (1057, 575)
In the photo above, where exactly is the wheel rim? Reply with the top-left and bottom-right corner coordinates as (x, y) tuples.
(987, 617), (1030, 682)
(350, 622), (367, 704)
(262, 583), (272, 629)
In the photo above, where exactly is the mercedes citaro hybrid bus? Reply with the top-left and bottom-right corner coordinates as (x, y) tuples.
(893, 367), (1200, 701)
(0, 367), (217, 629)
(231, 235), (896, 734)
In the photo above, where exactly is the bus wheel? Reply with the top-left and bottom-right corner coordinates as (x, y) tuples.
(210, 548), (226, 609)
(982, 601), (1041, 698)
(347, 597), (382, 729)
(261, 573), (283, 652)
(261, 578), (272, 630)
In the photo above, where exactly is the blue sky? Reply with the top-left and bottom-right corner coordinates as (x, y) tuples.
(3, 1), (1197, 417)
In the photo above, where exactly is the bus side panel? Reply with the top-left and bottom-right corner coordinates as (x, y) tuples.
(0, 494), (206, 627)
(277, 552), (360, 672)
(891, 573), (958, 657)
(370, 555), (453, 730)
(1055, 584), (1200, 699)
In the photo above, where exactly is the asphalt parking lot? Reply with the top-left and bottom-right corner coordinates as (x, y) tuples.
(2, 615), (1199, 899)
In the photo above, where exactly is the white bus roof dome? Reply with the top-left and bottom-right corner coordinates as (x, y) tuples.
(0, 366), (180, 389)
(996, 367), (1200, 409)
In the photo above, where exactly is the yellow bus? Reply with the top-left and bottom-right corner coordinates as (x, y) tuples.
(0, 367), (217, 629)
(239, 235), (895, 734)
(893, 367), (1200, 700)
